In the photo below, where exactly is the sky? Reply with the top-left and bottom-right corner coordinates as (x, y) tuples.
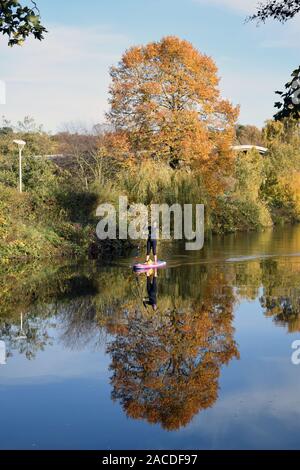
(0, 0), (299, 131)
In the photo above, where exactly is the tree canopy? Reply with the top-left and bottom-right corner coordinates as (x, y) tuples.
(249, 0), (300, 23)
(108, 36), (238, 178)
(0, 0), (46, 46)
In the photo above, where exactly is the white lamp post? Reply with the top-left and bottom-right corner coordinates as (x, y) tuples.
(16, 312), (27, 341)
(13, 139), (26, 193)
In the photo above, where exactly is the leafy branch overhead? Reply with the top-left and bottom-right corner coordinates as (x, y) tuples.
(248, 0), (300, 23)
(274, 67), (300, 120)
(248, 1), (300, 120)
(0, 0), (47, 46)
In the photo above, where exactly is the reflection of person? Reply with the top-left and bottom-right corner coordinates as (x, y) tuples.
(143, 270), (158, 311)
(145, 223), (158, 265)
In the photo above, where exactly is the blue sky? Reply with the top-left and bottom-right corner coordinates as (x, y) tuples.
(0, 0), (299, 131)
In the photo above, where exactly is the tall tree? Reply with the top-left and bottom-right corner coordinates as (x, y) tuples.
(0, 0), (46, 46)
(108, 36), (238, 180)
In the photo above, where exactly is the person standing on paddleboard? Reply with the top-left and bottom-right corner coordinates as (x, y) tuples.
(145, 221), (158, 265)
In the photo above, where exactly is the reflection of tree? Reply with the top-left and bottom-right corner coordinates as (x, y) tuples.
(233, 261), (261, 301)
(5, 225), (300, 429)
(0, 313), (54, 360)
(261, 295), (300, 332)
(0, 264), (132, 356)
(107, 273), (239, 430)
(260, 259), (300, 332)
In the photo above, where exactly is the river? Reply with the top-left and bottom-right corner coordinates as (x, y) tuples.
(1, 226), (300, 449)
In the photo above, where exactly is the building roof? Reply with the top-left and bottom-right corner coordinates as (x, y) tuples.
(232, 145), (268, 155)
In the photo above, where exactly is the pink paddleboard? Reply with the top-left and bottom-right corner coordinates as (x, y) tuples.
(133, 260), (167, 271)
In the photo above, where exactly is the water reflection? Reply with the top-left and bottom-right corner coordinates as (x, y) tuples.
(142, 270), (158, 311)
(0, 312), (53, 360)
(260, 258), (300, 332)
(2, 227), (300, 433)
(108, 269), (239, 430)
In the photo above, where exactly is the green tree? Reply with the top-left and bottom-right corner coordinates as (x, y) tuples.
(260, 119), (300, 222)
(273, 67), (300, 121)
(0, 0), (46, 46)
(249, 1), (300, 120)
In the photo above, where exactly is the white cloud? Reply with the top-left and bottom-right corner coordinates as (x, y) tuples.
(0, 25), (131, 131)
(194, 0), (259, 14)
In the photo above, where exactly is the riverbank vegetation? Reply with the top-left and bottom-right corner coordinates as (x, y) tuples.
(1, 37), (300, 263)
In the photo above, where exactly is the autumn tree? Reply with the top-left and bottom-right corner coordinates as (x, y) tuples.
(108, 36), (238, 184)
(0, 0), (46, 46)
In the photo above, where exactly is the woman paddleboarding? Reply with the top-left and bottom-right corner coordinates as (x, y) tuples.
(133, 222), (166, 271)
(145, 222), (158, 265)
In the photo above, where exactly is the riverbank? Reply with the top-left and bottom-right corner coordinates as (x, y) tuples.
(0, 174), (295, 265)
(2, 117), (300, 265)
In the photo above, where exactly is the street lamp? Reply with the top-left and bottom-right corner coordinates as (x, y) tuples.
(13, 139), (26, 193)
(16, 312), (27, 341)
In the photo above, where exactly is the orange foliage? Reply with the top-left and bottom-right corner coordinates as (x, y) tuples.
(107, 36), (239, 190)
(98, 131), (135, 167)
(107, 273), (239, 430)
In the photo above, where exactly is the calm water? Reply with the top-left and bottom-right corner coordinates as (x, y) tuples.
(1, 226), (300, 450)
